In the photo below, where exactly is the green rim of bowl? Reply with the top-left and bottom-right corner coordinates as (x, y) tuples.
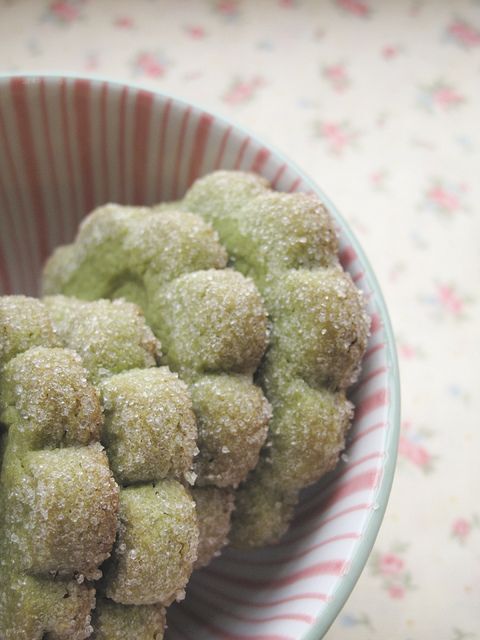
(0, 71), (401, 640)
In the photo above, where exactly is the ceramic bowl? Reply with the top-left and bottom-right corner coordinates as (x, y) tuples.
(0, 74), (400, 640)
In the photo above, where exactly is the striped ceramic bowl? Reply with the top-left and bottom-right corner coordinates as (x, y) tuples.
(0, 74), (400, 640)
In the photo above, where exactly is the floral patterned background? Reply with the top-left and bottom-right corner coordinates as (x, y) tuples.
(0, 0), (479, 638)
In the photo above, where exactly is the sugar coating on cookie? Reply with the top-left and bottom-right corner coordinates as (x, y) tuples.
(0, 350), (119, 554)
(37, 297), (201, 618)
(186, 182), (338, 286)
(1, 575), (96, 640)
(43, 204), (271, 501)
(0, 295), (61, 366)
(183, 170), (269, 231)
(43, 206), (227, 302)
(0, 294), (202, 636)
(1, 346), (102, 449)
(103, 481), (198, 606)
(182, 170), (370, 547)
(100, 368), (197, 485)
(263, 267), (369, 391)
(190, 374), (271, 488)
(151, 269), (267, 377)
(0, 316), (119, 640)
(43, 296), (161, 383)
(231, 463), (299, 550)
(264, 379), (353, 489)
(192, 486), (235, 569)
(91, 597), (166, 640)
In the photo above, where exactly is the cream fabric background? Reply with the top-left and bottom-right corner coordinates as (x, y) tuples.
(0, 0), (479, 637)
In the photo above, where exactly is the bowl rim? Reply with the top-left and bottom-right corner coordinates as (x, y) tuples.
(0, 71), (401, 639)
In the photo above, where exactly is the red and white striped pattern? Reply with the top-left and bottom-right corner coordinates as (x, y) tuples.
(0, 76), (397, 640)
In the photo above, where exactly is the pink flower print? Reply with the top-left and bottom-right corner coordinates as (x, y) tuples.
(419, 81), (465, 112)
(388, 585), (405, 599)
(382, 45), (400, 59)
(452, 518), (471, 543)
(371, 543), (413, 597)
(223, 77), (266, 105)
(451, 515), (479, 544)
(379, 553), (404, 576)
(424, 180), (467, 215)
(323, 63), (350, 92)
(447, 18), (480, 49)
(370, 169), (388, 190)
(399, 437), (432, 469)
(399, 343), (416, 359)
(428, 185), (460, 212)
(185, 25), (206, 39)
(114, 16), (135, 29)
(133, 52), (170, 79)
(399, 421), (435, 472)
(421, 281), (471, 320)
(214, 0), (241, 18)
(315, 121), (358, 155)
(47, 0), (83, 24)
(335, 0), (371, 18)
(279, 0), (296, 7)
(434, 85), (464, 108)
(436, 283), (464, 316)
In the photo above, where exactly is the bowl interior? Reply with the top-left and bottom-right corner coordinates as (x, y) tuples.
(0, 75), (399, 640)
